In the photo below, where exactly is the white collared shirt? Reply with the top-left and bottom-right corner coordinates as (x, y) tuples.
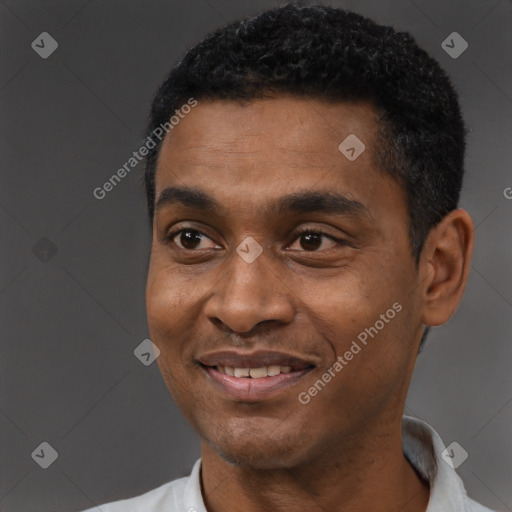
(81, 416), (496, 512)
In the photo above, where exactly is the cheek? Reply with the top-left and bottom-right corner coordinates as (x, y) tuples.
(146, 270), (198, 410)
(146, 271), (214, 431)
(146, 258), (194, 333)
(299, 266), (384, 335)
(146, 271), (194, 390)
(301, 264), (413, 379)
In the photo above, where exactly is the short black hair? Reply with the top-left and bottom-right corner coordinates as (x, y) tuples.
(143, 2), (467, 264)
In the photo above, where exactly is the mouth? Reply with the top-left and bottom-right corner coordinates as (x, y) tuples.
(197, 350), (317, 401)
(212, 364), (297, 378)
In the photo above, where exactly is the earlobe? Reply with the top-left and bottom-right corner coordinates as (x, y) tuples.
(420, 209), (474, 327)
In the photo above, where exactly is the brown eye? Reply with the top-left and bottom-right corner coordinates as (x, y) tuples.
(300, 232), (322, 251)
(289, 230), (341, 252)
(167, 229), (218, 250)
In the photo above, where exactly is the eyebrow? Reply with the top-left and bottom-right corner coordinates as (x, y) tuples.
(155, 185), (370, 219)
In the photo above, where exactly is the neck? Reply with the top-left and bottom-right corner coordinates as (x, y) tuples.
(200, 414), (430, 512)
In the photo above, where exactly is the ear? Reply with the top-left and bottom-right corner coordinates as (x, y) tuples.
(419, 209), (475, 326)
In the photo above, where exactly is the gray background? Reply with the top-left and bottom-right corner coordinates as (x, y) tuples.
(0, 0), (511, 511)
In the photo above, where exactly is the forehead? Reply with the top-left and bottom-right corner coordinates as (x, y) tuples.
(156, 96), (379, 172)
(152, 96), (405, 225)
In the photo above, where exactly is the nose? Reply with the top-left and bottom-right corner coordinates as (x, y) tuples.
(204, 242), (295, 335)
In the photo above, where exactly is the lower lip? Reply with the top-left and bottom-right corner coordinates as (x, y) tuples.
(202, 365), (313, 401)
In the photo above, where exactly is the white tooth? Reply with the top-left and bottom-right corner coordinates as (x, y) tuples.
(225, 366), (234, 376)
(234, 367), (250, 378)
(280, 366), (292, 373)
(267, 365), (281, 376)
(217, 365), (225, 374)
(249, 367), (267, 378)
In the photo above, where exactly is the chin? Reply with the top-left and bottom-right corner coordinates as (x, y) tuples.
(212, 440), (305, 470)
(201, 419), (311, 470)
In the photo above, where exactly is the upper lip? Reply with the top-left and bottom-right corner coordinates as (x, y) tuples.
(198, 350), (317, 370)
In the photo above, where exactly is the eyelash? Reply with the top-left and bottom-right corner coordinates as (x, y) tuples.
(164, 227), (345, 252)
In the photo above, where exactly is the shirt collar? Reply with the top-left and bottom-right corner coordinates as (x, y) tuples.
(183, 416), (472, 512)
(402, 415), (471, 511)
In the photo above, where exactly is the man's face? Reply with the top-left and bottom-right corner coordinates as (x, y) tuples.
(146, 96), (425, 469)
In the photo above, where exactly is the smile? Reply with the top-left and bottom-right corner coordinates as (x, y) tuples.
(197, 350), (317, 401)
(215, 365), (292, 378)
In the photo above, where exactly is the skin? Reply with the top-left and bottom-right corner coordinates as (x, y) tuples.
(145, 96), (475, 512)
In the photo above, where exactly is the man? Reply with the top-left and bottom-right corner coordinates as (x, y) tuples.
(83, 4), (496, 511)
